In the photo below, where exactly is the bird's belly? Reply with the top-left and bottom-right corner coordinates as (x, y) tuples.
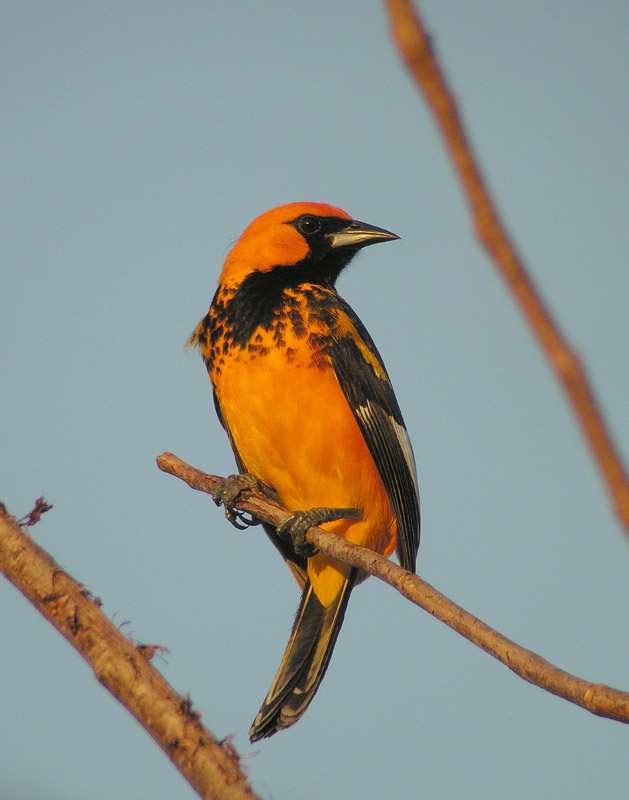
(214, 348), (396, 604)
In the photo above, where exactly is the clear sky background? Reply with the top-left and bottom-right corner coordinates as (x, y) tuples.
(2, 2), (628, 799)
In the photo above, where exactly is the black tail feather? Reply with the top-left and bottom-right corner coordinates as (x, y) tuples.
(249, 568), (357, 742)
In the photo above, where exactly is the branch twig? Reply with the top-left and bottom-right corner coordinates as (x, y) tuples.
(382, 0), (629, 534)
(157, 452), (629, 724)
(0, 504), (261, 800)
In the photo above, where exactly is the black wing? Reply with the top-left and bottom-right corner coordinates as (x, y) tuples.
(327, 301), (420, 572)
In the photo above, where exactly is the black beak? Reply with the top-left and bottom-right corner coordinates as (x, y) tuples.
(328, 219), (400, 250)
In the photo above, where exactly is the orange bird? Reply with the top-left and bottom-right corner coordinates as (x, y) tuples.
(188, 202), (420, 741)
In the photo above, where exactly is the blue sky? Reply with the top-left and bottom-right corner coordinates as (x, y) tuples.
(2, 2), (629, 798)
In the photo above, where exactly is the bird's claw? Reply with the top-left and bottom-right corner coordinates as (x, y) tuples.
(212, 473), (266, 529)
(276, 506), (361, 557)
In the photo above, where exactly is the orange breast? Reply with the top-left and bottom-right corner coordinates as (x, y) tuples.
(213, 339), (396, 606)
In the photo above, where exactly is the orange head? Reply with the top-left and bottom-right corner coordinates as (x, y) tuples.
(218, 202), (399, 287)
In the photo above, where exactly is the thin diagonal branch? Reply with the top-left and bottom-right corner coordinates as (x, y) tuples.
(383, 0), (629, 534)
(0, 504), (261, 800)
(157, 452), (629, 724)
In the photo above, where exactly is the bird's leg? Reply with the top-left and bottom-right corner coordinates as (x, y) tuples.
(276, 507), (362, 557)
(212, 473), (278, 530)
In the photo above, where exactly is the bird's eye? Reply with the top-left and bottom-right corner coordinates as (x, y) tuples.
(298, 215), (321, 235)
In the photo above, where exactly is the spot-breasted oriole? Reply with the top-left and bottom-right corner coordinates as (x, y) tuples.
(188, 202), (420, 741)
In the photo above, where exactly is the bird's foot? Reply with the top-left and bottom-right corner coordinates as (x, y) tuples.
(212, 473), (270, 530)
(276, 506), (361, 557)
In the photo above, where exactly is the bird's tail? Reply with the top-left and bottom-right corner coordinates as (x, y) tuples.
(249, 567), (358, 742)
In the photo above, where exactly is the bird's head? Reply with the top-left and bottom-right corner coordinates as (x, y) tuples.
(219, 202), (399, 287)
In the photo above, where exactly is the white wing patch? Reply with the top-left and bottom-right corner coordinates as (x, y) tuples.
(391, 414), (419, 497)
(356, 400), (419, 499)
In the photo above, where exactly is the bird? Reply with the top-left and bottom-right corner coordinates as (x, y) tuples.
(188, 202), (420, 741)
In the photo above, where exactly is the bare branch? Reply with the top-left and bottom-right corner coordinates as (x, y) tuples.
(158, 452), (629, 724)
(382, 0), (629, 534)
(0, 505), (261, 800)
